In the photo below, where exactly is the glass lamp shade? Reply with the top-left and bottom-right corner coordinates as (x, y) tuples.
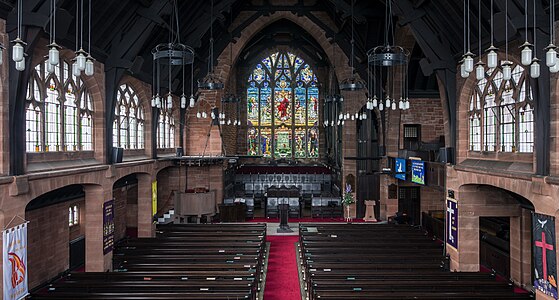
(399, 99), (404, 109)
(405, 100), (410, 110)
(502, 64), (512, 81)
(167, 94), (173, 109)
(530, 60), (540, 78)
(385, 98), (391, 107)
(546, 46), (557, 67)
(15, 56), (25, 71)
(464, 54), (474, 72)
(341, 120), (345, 126)
(337, 120), (341, 126)
(76, 53), (86, 71)
(202, 112), (207, 119)
(12, 42), (24, 62)
(339, 96), (344, 102)
(196, 112), (201, 118)
(372, 96), (378, 107)
(0, 47), (3, 65)
(210, 112), (215, 119)
(48, 47), (59, 66)
(351, 115), (355, 121)
(72, 62), (81, 76)
(85, 59), (94, 76)
(354, 112), (359, 119)
(475, 64), (485, 80)
(379, 103), (384, 111)
(391, 102), (396, 110)
(46, 61), (55, 74)
(155, 95), (161, 108)
(181, 95), (187, 109)
(338, 113), (343, 120)
(330, 121), (334, 126)
(345, 113), (350, 119)
(487, 50), (498, 69)
(189, 95), (195, 108)
(550, 61), (559, 73)
(521, 46), (533, 66)
(151, 97), (156, 107)
(460, 63), (470, 78)
(362, 112), (367, 120)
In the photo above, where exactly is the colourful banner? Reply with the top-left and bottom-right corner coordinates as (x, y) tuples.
(103, 200), (115, 255)
(411, 160), (425, 185)
(533, 213), (558, 299)
(152, 181), (158, 217)
(446, 198), (458, 250)
(3, 223), (28, 300)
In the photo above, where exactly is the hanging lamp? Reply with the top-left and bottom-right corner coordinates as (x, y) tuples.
(501, 0), (512, 81)
(339, 0), (365, 91)
(12, 0), (26, 71)
(198, 0), (224, 90)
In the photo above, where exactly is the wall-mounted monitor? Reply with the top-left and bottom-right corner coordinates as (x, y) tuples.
(411, 160), (425, 185)
(395, 158), (406, 181)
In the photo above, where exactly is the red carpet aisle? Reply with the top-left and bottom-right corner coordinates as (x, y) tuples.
(264, 235), (301, 300)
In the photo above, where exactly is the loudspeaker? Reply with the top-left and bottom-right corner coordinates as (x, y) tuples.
(112, 147), (123, 164)
(439, 147), (454, 164)
(176, 147), (184, 157)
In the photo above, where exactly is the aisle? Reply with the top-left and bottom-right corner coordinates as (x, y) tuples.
(264, 235), (301, 300)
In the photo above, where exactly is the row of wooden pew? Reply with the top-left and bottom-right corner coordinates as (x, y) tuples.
(299, 223), (533, 300)
(29, 223), (267, 299)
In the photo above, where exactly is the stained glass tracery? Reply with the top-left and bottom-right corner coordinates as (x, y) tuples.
(247, 51), (319, 158)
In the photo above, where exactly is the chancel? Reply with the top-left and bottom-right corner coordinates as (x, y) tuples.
(3, 0), (559, 299)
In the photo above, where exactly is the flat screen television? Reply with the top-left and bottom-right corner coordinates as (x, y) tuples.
(395, 158), (406, 181)
(411, 160), (425, 185)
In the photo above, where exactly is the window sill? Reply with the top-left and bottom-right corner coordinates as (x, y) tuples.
(27, 151), (95, 163)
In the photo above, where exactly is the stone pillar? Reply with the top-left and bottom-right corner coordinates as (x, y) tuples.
(84, 185), (113, 272)
(137, 173), (155, 238)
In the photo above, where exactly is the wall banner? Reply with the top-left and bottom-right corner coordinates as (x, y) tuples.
(152, 181), (158, 217)
(3, 223), (29, 300)
(446, 198), (458, 250)
(103, 200), (115, 255)
(533, 212), (558, 299)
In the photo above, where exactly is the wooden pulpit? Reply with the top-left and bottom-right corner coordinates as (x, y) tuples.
(363, 200), (377, 222)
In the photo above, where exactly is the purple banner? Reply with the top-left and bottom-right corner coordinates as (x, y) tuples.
(533, 213), (557, 299)
(103, 200), (115, 255)
(446, 198), (458, 249)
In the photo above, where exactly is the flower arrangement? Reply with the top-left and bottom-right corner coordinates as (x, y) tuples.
(342, 183), (355, 206)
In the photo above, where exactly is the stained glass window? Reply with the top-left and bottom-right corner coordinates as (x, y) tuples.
(247, 51), (319, 158)
(26, 59), (94, 152)
(113, 84), (145, 149)
(468, 63), (533, 153)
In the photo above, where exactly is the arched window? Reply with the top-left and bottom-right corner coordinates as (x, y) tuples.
(468, 64), (534, 153)
(157, 104), (175, 149)
(26, 60), (94, 152)
(247, 51), (319, 158)
(113, 84), (145, 149)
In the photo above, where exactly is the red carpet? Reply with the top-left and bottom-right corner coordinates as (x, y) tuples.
(264, 236), (301, 300)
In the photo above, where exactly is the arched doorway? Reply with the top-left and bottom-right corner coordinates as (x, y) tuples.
(458, 184), (534, 286)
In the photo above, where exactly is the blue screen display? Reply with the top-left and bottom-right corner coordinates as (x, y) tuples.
(395, 158), (406, 181)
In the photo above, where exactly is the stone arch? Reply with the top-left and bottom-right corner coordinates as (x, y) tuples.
(214, 11), (356, 93)
(25, 177), (102, 206)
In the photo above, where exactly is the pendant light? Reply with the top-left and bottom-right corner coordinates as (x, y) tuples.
(485, 0), (498, 69)
(461, 0), (474, 77)
(84, 0), (95, 76)
(520, 0), (533, 66)
(474, 0), (485, 80)
(502, 0), (512, 81)
(530, 0), (540, 78)
(546, 0), (558, 69)
(198, 0), (224, 90)
(339, 0), (365, 91)
(47, 0), (61, 69)
(75, 0), (87, 72)
(12, 0), (26, 69)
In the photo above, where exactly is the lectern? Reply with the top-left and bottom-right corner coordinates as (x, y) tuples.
(277, 202), (292, 233)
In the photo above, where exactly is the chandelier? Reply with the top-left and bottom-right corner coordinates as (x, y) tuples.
(339, 0), (365, 91)
(367, 0), (410, 111)
(198, 0), (224, 90)
(151, 0), (194, 109)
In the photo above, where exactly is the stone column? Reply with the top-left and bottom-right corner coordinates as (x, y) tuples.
(84, 184), (113, 272)
(137, 173), (155, 238)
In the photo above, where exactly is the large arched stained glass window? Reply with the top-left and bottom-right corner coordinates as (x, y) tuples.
(26, 60), (94, 152)
(468, 63), (534, 153)
(247, 51), (319, 158)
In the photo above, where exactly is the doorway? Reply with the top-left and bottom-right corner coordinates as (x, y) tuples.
(398, 187), (421, 225)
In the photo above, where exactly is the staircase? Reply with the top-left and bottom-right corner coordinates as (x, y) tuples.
(157, 209), (175, 224)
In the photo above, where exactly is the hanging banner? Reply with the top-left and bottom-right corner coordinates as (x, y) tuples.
(445, 198), (458, 250)
(103, 200), (115, 255)
(3, 223), (28, 300)
(152, 181), (158, 217)
(533, 212), (558, 299)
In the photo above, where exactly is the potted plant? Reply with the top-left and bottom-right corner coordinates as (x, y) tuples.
(342, 183), (355, 222)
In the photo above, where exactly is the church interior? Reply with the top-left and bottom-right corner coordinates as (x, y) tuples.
(0, 0), (558, 299)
